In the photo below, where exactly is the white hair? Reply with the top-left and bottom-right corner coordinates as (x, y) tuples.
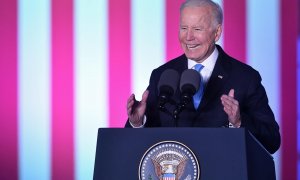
(180, 0), (223, 27)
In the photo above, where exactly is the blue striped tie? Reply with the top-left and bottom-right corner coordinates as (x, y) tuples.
(193, 64), (204, 109)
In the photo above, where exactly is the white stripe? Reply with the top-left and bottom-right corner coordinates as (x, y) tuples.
(18, 0), (51, 179)
(247, 0), (281, 178)
(74, 0), (108, 179)
(131, 0), (165, 99)
(213, 0), (224, 47)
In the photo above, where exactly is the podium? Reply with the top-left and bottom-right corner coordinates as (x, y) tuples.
(93, 128), (275, 180)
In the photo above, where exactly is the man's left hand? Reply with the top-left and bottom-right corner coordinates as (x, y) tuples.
(221, 89), (241, 127)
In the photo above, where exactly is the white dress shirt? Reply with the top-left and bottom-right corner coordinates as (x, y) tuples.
(188, 47), (219, 86)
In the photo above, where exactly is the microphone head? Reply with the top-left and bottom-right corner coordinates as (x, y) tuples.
(180, 69), (201, 96)
(158, 69), (180, 99)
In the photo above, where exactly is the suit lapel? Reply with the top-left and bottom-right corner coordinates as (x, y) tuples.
(197, 47), (231, 111)
(175, 54), (188, 74)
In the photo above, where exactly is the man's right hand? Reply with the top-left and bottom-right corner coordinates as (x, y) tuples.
(127, 90), (149, 127)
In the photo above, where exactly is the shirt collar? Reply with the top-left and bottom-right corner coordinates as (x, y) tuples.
(187, 46), (219, 72)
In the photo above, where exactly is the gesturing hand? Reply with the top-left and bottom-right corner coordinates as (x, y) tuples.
(220, 89), (241, 127)
(127, 90), (149, 127)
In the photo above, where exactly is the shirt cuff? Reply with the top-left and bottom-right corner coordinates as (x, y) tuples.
(130, 115), (147, 128)
(229, 122), (241, 128)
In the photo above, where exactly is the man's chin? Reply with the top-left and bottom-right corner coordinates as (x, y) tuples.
(185, 54), (199, 61)
(185, 54), (206, 63)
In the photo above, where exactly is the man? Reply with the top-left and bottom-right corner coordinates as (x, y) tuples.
(125, 0), (280, 154)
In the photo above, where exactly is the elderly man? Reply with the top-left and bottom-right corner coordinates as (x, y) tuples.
(125, 0), (280, 154)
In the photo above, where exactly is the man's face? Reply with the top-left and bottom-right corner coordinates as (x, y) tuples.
(179, 6), (221, 63)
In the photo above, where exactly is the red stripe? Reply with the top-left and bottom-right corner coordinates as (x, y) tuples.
(223, 0), (247, 63)
(0, 0), (18, 179)
(280, 0), (298, 179)
(51, 0), (74, 179)
(299, 0), (300, 35)
(166, 0), (185, 61)
(108, 0), (131, 127)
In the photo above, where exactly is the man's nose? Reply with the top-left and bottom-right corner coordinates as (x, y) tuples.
(186, 29), (194, 40)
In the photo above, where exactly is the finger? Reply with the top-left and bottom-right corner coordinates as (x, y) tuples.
(127, 107), (132, 116)
(127, 94), (136, 109)
(127, 99), (135, 109)
(223, 102), (234, 112)
(127, 96), (137, 112)
(225, 105), (238, 115)
(223, 98), (239, 107)
(223, 107), (233, 116)
(141, 90), (149, 104)
(221, 97), (233, 107)
(228, 89), (234, 98)
(222, 99), (238, 112)
(222, 103), (239, 116)
(127, 94), (135, 104)
(221, 94), (234, 102)
(221, 95), (238, 106)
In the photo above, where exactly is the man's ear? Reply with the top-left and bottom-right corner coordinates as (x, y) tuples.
(214, 24), (222, 42)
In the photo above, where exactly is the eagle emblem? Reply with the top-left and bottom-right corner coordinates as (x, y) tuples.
(139, 141), (200, 180)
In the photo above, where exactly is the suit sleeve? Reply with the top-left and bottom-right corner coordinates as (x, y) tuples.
(240, 70), (280, 154)
(143, 69), (161, 127)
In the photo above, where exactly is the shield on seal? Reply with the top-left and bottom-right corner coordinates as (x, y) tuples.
(139, 141), (200, 180)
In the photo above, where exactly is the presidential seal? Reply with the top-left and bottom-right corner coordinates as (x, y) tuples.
(139, 141), (200, 180)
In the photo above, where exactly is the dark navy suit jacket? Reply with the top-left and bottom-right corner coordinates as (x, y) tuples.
(125, 45), (280, 154)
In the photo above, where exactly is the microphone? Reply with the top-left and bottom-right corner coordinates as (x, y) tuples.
(157, 69), (179, 111)
(173, 69), (200, 120)
(179, 69), (201, 104)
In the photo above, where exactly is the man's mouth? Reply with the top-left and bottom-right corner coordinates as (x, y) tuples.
(186, 44), (200, 49)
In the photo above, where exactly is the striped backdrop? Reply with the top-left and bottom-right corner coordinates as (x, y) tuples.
(0, 0), (298, 179)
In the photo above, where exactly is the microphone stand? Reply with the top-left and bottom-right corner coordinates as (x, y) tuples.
(158, 95), (176, 119)
(173, 93), (192, 126)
